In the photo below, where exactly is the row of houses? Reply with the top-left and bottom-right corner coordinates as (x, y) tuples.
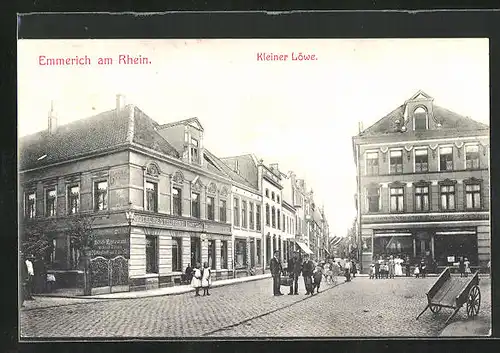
(19, 95), (330, 292)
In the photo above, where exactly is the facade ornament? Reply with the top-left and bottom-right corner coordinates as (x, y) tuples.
(454, 141), (464, 149)
(429, 144), (438, 158)
(192, 178), (204, 192)
(172, 170), (184, 184)
(145, 162), (160, 177)
(207, 182), (217, 194)
(380, 146), (388, 154)
(404, 144), (413, 152)
(220, 186), (228, 197)
(406, 149), (411, 161)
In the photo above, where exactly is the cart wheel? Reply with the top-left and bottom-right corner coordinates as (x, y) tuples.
(466, 285), (481, 317)
(430, 305), (442, 313)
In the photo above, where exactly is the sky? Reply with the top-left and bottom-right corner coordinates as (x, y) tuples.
(17, 38), (490, 238)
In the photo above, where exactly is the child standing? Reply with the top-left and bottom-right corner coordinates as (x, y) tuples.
(414, 264), (420, 278)
(313, 264), (323, 293)
(369, 264), (375, 279)
(464, 258), (471, 277)
(201, 262), (212, 296)
(191, 263), (202, 296)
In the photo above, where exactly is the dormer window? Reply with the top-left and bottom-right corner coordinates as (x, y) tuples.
(413, 107), (428, 130)
(190, 137), (199, 163)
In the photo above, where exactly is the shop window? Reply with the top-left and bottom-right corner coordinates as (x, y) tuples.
(434, 232), (478, 266)
(440, 184), (456, 210)
(415, 185), (430, 211)
(235, 239), (247, 269)
(439, 147), (453, 171)
(172, 237), (182, 272)
(389, 150), (403, 174)
(415, 149), (428, 172)
(208, 240), (216, 270)
(242, 201), (248, 228)
(362, 236), (372, 253)
(94, 181), (108, 211)
(207, 196), (215, 220)
(366, 186), (380, 212)
(233, 198), (240, 226)
(256, 239), (262, 266)
(25, 191), (36, 219)
(249, 202), (254, 229)
(256, 205), (261, 231)
(219, 199), (227, 222)
(191, 192), (200, 218)
(220, 240), (228, 269)
(145, 235), (158, 273)
(373, 236), (412, 259)
(465, 183), (481, 209)
(67, 185), (80, 215)
(172, 187), (182, 216)
(265, 203), (270, 226)
(390, 187), (404, 212)
(366, 152), (379, 176)
(45, 187), (57, 217)
(465, 145), (480, 170)
(145, 181), (158, 212)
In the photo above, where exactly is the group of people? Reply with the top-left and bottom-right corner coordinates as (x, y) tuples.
(187, 262), (212, 296)
(20, 253), (57, 305)
(458, 257), (471, 277)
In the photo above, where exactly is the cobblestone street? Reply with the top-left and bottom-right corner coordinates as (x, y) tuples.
(20, 275), (491, 338)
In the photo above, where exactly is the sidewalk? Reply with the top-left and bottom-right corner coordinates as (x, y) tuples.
(35, 273), (272, 300)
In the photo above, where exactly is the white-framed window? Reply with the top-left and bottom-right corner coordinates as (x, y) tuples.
(413, 107), (428, 130)
(465, 183), (481, 209)
(233, 197), (240, 226)
(25, 191), (36, 219)
(172, 187), (182, 216)
(366, 185), (380, 213)
(145, 181), (158, 212)
(439, 146), (454, 171)
(414, 184), (430, 211)
(414, 148), (429, 173)
(67, 184), (80, 215)
(45, 186), (57, 217)
(389, 150), (403, 174)
(191, 192), (200, 218)
(365, 151), (379, 176)
(389, 186), (404, 212)
(94, 180), (108, 211)
(465, 144), (480, 170)
(190, 137), (199, 163)
(207, 196), (215, 220)
(440, 183), (456, 210)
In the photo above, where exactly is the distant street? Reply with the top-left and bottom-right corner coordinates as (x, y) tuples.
(20, 276), (491, 338)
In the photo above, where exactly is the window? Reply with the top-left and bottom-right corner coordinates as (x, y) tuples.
(366, 186), (380, 212)
(233, 198), (240, 226)
(208, 240), (216, 270)
(191, 137), (199, 163)
(465, 145), (480, 170)
(366, 152), (379, 176)
(277, 209), (281, 230)
(249, 202), (254, 229)
(271, 206), (276, 228)
(221, 240), (228, 269)
(265, 189), (269, 198)
(25, 191), (36, 219)
(415, 149), (428, 172)
(45, 187), (57, 217)
(277, 195), (280, 203)
(242, 201), (248, 228)
(440, 184), (455, 210)
(256, 239), (262, 266)
(271, 192), (275, 201)
(145, 181), (158, 212)
(235, 239), (247, 269)
(465, 183), (481, 209)
(172, 237), (182, 272)
(390, 187), (404, 212)
(191, 192), (200, 218)
(413, 107), (428, 130)
(172, 187), (182, 216)
(145, 235), (158, 273)
(415, 185), (430, 211)
(94, 181), (108, 211)
(439, 146), (453, 171)
(67, 185), (80, 215)
(265, 204), (270, 226)
(219, 199), (227, 222)
(389, 150), (403, 174)
(207, 196), (215, 220)
(256, 205), (261, 231)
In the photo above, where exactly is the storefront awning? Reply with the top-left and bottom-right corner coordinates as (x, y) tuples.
(296, 241), (313, 254)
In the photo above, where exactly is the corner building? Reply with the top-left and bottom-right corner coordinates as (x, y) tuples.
(353, 91), (490, 273)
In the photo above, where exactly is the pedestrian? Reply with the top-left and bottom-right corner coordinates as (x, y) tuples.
(201, 262), (212, 296)
(388, 256), (395, 279)
(191, 262), (202, 296)
(24, 254), (35, 300)
(405, 256), (411, 277)
(394, 255), (403, 277)
(369, 263), (375, 279)
(374, 258), (381, 279)
(287, 251), (301, 295)
(270, 250), (283, 296)
(351, 260), (357, 278)
(313, 264), (323, 293)
(414, 263), (420, 278)
(420, 258), (427, 278)
(464, 258), (471, 277)
(184, 263), (193, 284)
(302, 254), (315, 295)
(344, 258), (351, 282)
(458, 257), (465, 277)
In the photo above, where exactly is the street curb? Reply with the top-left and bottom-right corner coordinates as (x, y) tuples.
(203, 279), (348, 336)
(32, 274), (272, 301)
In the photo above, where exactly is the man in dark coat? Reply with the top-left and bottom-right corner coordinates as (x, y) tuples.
(270, 250), (283, 296)
(302, 254), (315, 295)
(287, 251), (302, 295)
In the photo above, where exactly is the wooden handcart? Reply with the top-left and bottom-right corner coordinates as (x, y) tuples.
(416, 267), (481, 325)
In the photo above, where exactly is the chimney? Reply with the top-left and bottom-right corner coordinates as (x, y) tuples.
(116, 94), (126, 111)
(48, 100), (58, 134)
(358, 121), (364, 133)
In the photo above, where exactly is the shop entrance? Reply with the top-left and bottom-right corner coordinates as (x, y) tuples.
(414, 231), (432, 260)
(434, 233), (478, 266)
(191, 237), (201, 267)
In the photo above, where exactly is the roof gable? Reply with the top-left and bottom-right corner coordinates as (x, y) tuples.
(160, 117), (204, 131)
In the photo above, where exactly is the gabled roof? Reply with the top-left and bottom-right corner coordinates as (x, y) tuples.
(19, 105), (179, 171)
(159, 117), (204, 131)
(220, 154), (259, 189)
(205, 151), (257, 190)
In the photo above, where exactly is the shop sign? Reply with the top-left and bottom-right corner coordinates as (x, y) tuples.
(89, 232), (130, 259)
(447, 256), (455, 263)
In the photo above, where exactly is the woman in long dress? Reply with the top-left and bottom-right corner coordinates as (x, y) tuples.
(191, 263), (202, 296)
(394, 256), (403, 277)
(201, 261), (212, 296)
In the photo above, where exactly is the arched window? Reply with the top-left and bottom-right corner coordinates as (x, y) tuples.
(413, 107), (428, 130)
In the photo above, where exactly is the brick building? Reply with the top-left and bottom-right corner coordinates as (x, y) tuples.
(353, 91), (490, 273)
